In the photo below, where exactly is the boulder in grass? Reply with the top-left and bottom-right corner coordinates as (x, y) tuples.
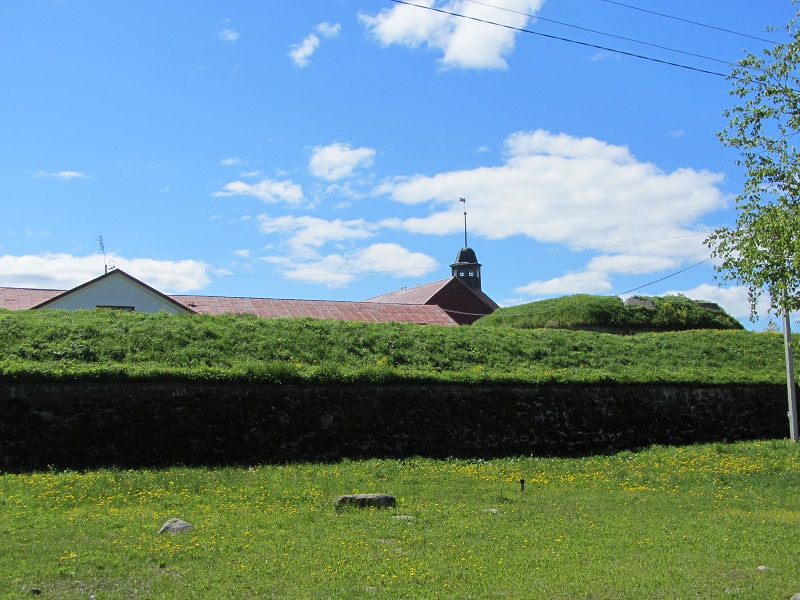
(157, 518), (193, 535)
(335, 493), (396, 510)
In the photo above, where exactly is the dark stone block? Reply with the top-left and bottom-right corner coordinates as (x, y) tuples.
(335, 493), (396, 509)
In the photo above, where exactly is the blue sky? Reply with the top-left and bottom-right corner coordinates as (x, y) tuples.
(1, 0), (795, 328)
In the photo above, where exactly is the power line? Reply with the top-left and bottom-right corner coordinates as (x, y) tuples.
(596, 0), (780, 45)
(387, 0), (732, 79)
(615, 257), (713, 296)
(462, 0), (735, 67)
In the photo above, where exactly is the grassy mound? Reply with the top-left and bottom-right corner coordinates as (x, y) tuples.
(0, 307), (782, 385)
(474, 294), (743, 332)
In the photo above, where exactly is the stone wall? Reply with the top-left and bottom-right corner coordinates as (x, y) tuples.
(0, 381), (789, 472)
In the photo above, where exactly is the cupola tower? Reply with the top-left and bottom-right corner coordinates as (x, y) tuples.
(450, 197), (482, 290)
(451, 246), (482, 290)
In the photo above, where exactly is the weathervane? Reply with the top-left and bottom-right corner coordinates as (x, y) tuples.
(459, 197), (468, 247)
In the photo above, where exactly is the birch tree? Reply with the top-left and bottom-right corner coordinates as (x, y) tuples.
(706, 5), (800, 316)
(705, 3), (800, 440)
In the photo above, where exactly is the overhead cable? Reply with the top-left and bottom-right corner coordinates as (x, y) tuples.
(596, 0), (780, 45)
(387, 0), (732, 79)
(462, 0), (734, 66)
(615, 257), (713, 296)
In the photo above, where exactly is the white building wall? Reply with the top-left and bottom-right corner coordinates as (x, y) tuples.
(42, 273), (188, 314)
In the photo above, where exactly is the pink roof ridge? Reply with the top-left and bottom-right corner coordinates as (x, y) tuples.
(170, 294), (458, 325)
(365, 278), (452, 305)
(0, 287), (64, 310)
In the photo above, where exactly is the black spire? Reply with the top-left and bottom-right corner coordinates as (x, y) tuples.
(451, 198), (482, 290)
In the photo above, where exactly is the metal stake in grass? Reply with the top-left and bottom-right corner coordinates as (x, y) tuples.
(783, 309), (799, 442)
(519, 478), (525, 493)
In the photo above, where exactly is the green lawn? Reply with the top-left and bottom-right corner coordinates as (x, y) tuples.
(3, 441), (800, 599)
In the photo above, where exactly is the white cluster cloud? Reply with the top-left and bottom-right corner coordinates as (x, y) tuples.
(258, 214), (377, 258)
(516, 271), (613, 296)
(218, 28), (239, 42)
(360, 0), (544, 69)
(34, 170), (90, 180)
(289, 22), (341, 67)
(316, 22), (342, 38)
(262, 243), (438, 288)
(119, 257), (212, 292)
(254, 212), (438, 288)
(214, 177), (304, 205)
(309, 142), (376, 181)
(0, 253), (210, 293)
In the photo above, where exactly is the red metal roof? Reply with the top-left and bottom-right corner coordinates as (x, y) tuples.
(365, 279), (452, 304)
(171, 295), (458, 325)
(0, 287), (64, 310)
(366, 277), (500, 325)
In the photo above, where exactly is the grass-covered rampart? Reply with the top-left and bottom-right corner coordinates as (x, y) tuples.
(475, 294), (744, 332)
(0, 308), (787, 385)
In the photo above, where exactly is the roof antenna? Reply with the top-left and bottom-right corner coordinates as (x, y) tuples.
(459, 197), (468, 247)
(97, 235), (107, 274)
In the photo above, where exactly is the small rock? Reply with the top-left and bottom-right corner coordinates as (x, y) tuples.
(392, 515), (414, 521)
(335, 493), (396, 509)
(789, 594), (800, 600)
(483, 508), (500, 515)
(157, 518), (192, 535)
(757, 565), (772, 572)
